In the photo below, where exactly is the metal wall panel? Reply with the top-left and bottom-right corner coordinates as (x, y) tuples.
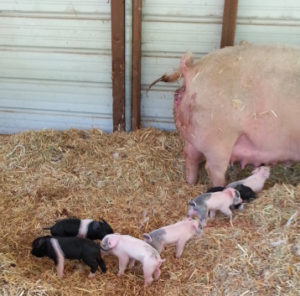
(140, 0), (224, 130)
(235, 0), (300, 46)
(0, 0), (112, 134)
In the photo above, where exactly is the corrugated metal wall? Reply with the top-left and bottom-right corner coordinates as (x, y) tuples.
(0, 1), (113, 133)
(1, 1), (300, 133)
(142, 0), (300, 130)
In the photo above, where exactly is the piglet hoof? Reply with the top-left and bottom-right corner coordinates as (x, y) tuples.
(200, 221), (207, 228)
(128, 259), (136, 269)
(153, 268), (161, 280)
(88, 272), (96, 279)
(144, 279), (153, 287)
(117, 271), (124, 276)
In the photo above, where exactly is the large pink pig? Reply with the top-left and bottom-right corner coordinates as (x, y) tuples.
(150, 44), (300, 186)
(100, 234), (165, 286)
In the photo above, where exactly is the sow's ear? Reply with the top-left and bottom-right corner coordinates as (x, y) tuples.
(108, 236), (119, 249)
(143, 233), (152, 242)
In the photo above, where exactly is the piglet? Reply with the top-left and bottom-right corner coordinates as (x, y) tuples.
(31, 236), (106, 277)
(143, 218), (202, 258)
(43, 218), (113, 240)
(100, 234), (165, 286)
(207, 184), (256, 210)
(226, 166), (270, 193)
(187, 188), (242, 227)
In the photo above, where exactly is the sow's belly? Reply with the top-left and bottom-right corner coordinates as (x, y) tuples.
(230, 133), (300, 168)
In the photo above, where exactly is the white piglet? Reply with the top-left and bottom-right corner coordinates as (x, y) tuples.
(227, 166), (270, 193)
(100, 234), (165, 286)
(143, 218), (202, 258)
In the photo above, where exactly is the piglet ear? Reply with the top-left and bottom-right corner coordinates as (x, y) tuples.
(188, 200), (196, 207)
(223, 188), (235, 198)
(33, 236), (48, 248)
(143, 233), (152, 242)
(193, 222), (202, 235)
(99, 218), (107, 224)
(252, 167), (259, 174)
(92, 221), (100, 231)
(108, 236), (119, 249)
(262, 166), (270, 178)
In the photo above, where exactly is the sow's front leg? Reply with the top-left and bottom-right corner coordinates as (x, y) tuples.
(184, 142), (203, 184)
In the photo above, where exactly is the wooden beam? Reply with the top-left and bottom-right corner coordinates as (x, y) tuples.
(131, 0), (142, 130)
(111, 0), (125, 131)
(220, 0), (239, 48)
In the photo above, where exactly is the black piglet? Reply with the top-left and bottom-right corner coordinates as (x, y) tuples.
(31, 236), (106, 277)
(44, 218), (113, 240)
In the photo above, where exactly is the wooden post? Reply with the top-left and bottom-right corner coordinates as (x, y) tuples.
(220, 0), (239, 48)
(131, 0), (142, 130)
(111, 0), (125, 131)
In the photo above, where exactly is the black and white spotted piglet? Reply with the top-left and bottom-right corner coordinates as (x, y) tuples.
(31, 236), (107, 277)
(44, 218), (113, 240)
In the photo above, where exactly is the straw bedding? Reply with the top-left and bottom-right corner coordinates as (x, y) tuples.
(0, 128), (299, 296)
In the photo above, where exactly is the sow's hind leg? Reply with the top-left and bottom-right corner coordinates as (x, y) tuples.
(203, 135), (238, 186)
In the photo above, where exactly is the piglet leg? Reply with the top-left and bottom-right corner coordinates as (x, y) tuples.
(153, 267), (161, 280)
(97, 254), (107, 273)
(221, 208), (232, 218)
(143, 265), (154, 286)
(209, 210), (216, 219)
(129, 258), (135, 268)
(51, 238), (65, 278)
(221, 207), (233, 226)
(184, 142), (203, 185)
(200, 218), (207, 228)
(156, 243), (164, 254)
(117, 254), (129, 276)
(56, 257), (64, 278)
(175, 239), (187, 258)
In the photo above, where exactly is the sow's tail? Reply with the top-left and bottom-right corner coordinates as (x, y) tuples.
(146, 71), (182, 93)
(146, 51), (194, 93)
